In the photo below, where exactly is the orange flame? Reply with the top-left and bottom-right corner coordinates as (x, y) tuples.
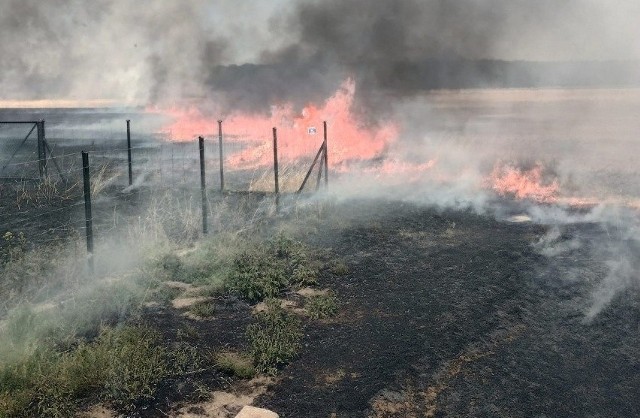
(152, 79), (398, 169)
(488, 162), (559, 203)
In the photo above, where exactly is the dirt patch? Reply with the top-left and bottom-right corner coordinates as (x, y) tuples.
(252, 298), (305, 316)
(296, 287), (330, 298)
(175, 377), (276, 418)
(77, 404), (116, 418)
(172, 296), (213, 309)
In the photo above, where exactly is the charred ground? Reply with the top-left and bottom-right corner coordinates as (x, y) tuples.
(1, 185), (639, 417)
(256, 200), (640, 417)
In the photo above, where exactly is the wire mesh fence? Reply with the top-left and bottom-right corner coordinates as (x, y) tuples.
(0, 117), (329, 269)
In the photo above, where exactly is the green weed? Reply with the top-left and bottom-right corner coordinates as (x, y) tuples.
(0, 326), (168, 417)
(214, 351), (255, 379)
(226, 234), (318, 303)
(189, 300), (215, 318)
(246, 299), (302, 375)
(330, 260), (350, 276)
(305, 294), (339, 319)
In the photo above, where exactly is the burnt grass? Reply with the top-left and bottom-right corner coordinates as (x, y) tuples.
(3, 187), (640, 417)
(131, 297), (254, 416)
(252, 200), (640, 417)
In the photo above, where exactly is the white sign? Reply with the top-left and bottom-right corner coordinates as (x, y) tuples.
(307, 127), (317, 135)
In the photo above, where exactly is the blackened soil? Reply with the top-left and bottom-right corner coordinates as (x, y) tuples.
(258, 201), (640, 418)
(129, 296), (254, 417)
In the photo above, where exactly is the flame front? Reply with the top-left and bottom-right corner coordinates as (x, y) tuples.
(153, 79), (398, 169)
(488, 162), (559, 203)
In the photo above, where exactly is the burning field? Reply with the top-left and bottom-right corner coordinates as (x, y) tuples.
(1, 87), (640, 418)
(3, 0), (640, 416)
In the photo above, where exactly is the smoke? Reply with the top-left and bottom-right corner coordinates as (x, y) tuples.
(2, 0), (640, 112)
(2, 0), (640, 320)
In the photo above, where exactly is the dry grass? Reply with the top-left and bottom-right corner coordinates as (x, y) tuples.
(215, 351), (256, 379)
(90, 163), (121, 197)
(14, 177), (80, 209)
(248, 162), (317, 193)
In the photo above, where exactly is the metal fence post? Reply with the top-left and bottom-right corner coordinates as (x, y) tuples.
(199, 136), (208, 234)
(37, 121), (46, 178)
(126, 120), (133, 186)
(218, 120), (225, 192)
(323, 121), (328, 189)
(82, 152), (94, 273)
(272, 127), (280, 211)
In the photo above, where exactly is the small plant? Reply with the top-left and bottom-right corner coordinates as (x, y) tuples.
(306, 293), (339, 319)
(0, 231), (26, 266)
(226, 250), (287, 303)
(214, 351), (255, 379)
(176, 324), (200, 341)
(246, 299), (303, 375)
(226, 234), (318, 303)
(189, 300), (215, 318)
(0, 326), (169, 417)
(330, 260), (350, 276)
(170, 341), (206, 375)
(97, 326), (169, 410)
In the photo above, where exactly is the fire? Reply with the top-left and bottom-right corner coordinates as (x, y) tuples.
(153, 79), (398, 169)
(488, 162), (559, 203)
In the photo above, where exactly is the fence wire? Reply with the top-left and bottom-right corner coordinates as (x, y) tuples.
(1, 120), (329, 263)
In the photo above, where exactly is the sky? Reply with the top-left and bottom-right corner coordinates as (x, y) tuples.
(1, 0), (640, 106)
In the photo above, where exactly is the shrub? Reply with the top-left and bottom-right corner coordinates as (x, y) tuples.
(226, 250), (287, 303)
(0, 326), (168, 417)
(215, 351), (255, 379)
(100, 326), (168, 409)
(226, 235), (317, 303)
(246, 299), (302, 374)
(189, 300), (215, 318)
(305, 294), (339, 319)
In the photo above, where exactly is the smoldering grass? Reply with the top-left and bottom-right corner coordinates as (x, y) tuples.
(0, 238), (86, 316)
(0, 187), (338, 414)
(1, 280), (145, 354)
(90, 163), (120, 197)
(126, 191), (201, 246)
(13, 176), (80, 209)
(248, 162), (310, 194)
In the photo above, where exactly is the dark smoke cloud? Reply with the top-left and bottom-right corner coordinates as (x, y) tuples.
(229, 0), (640, 118)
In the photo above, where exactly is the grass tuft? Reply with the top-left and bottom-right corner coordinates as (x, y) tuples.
(214, 351), (256, 379)
(305, 293), (339, 319)
(246, 299), (302, 375)
(188, 300), (215, 318)
(0, 325), (168, 417)
(226, 234), (317, 303)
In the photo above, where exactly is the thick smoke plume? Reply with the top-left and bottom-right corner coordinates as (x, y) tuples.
(2, 0), (640, 320)
(2, 0), (640, 114)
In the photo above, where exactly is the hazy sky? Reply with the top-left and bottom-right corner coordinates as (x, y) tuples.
(1, 0), (639, 104)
